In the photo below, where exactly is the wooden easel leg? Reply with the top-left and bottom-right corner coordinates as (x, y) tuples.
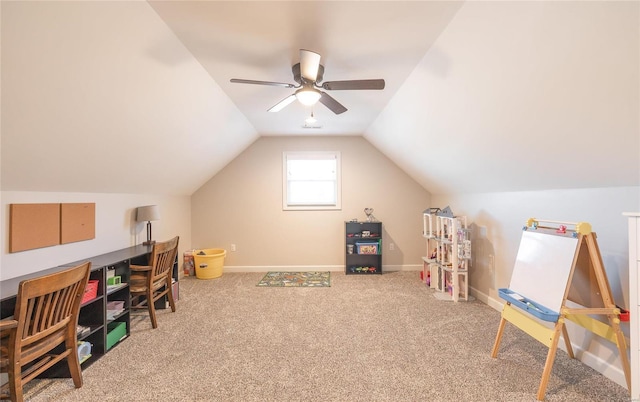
(491, 315), (507, 358)
(536, 320), (564, 401)
(561, 324), (574, 359)
(585, 234), (632, 391)
(611, 317), (632, 391)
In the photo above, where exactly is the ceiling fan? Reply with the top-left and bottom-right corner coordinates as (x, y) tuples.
(230, 49), (385, 115)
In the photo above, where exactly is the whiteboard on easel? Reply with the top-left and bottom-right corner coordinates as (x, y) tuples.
(508, 230), (579, 314)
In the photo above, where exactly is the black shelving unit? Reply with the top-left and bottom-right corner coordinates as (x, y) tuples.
(0, 244), (179, 378)
(345, 221), (382, 274)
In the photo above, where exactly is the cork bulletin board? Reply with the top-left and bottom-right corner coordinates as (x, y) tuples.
(61, 203), (95, 244)
(9, 203), (61, 253)
(9, 202), (96, 252)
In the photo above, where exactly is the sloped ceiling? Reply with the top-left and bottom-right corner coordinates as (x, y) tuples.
(1, 1), (257, 196)
(1, 1), (638, 197)
(148, 1), (463, 135)
(366, 1), (640, 194)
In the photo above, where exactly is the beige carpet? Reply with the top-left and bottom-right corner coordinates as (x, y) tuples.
(20, 271), (629, 401)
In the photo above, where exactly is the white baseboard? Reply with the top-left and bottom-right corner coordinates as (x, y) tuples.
(379, 264), (422, 272)
(469, 286), (629, 390)
(224, 265), (343, 273)
(223, 264), (423, 273)
(470, 286), (504, 311)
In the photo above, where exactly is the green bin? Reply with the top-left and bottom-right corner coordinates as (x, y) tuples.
(106, 321), (127, 350)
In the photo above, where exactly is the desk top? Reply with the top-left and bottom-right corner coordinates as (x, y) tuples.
(1, 244), (152, 302)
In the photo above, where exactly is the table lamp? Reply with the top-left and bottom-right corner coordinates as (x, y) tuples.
(136, 205), (160, 245)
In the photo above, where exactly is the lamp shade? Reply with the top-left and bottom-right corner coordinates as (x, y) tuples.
(136, 205), (160, 222)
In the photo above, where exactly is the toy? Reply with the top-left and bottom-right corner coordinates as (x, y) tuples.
(430, 248), (437, 259)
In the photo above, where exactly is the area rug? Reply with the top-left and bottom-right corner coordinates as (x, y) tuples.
(257, 271), (331, 287)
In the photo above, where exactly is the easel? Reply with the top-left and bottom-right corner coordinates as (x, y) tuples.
(491, 218), (631, 400)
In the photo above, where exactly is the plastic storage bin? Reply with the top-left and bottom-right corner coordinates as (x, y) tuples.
(356, 241), (379, 255)
(106, 321), (127, 350)
(77, 341), (92, 364)
(193, 249), (227, 279)
(81, 280), (99, 304)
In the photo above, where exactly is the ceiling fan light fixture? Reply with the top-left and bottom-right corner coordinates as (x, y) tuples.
(230, 49), (384, 115)
(295, 88), (321, 106)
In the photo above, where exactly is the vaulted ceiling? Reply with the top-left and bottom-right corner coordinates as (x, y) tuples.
(148, 1), (463, 136)
(2, 1), (638, 196)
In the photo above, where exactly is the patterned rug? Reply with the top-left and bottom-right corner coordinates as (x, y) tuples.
(257, 271), (331, 287)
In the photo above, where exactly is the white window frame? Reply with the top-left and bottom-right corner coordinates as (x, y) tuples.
(283, 151), (341, 211)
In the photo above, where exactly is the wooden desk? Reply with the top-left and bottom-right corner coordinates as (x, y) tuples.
(0, 244), (177, 376)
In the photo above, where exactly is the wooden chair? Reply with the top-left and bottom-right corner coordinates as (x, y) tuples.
(130, 236), (179, 329)
(0, 262), (91, 402)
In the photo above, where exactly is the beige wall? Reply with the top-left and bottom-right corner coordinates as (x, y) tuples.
(191, 136), (430, 271)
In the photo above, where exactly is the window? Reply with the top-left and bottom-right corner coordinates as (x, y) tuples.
(283, 151), (341, 210)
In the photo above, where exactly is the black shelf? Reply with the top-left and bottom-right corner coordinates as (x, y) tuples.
(345, 221), (382, 275)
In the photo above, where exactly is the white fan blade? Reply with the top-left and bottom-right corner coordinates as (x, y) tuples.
(231, 78), (295, 88)
(300, 49), (321, 82)
(268, 94), (296, 112)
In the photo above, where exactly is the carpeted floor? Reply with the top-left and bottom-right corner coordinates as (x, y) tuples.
(19, 271), (629, 401)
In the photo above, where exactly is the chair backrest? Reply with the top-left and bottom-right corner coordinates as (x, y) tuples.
(11, 262), (91, 365)
(149, 236), (179, 287)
